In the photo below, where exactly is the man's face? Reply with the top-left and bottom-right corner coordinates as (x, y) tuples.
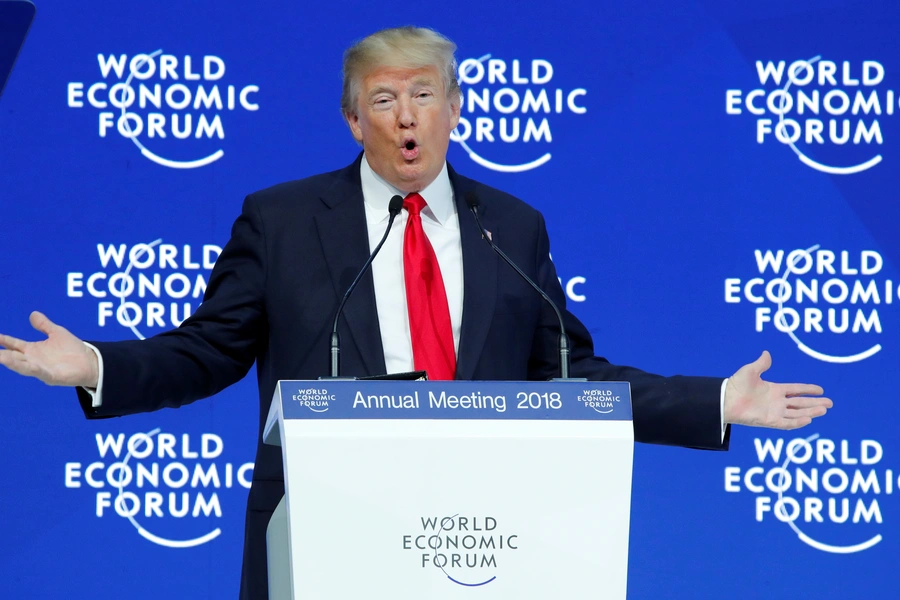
(347, 64), (460, 194)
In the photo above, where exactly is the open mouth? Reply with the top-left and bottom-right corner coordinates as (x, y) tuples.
(401, 139), (420, 160)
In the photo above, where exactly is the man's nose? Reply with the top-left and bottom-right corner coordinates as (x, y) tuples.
(397, 97), (416, 128)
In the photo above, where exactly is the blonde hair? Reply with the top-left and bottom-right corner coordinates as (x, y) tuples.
(341, 26), (461, 117)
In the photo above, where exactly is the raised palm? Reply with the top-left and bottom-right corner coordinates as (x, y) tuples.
(0, 311), (98, 387)
(723, 351), (831, 430)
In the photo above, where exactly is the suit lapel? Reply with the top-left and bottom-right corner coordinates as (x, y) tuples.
(314, 156), (386, 377)
(312, 158), (498, 380)
(450, 167), (498, 380)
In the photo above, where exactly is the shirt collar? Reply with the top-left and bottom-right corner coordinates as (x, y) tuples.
(360, 153), (455, 225)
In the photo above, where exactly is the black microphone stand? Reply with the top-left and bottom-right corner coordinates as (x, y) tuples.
(322, 195), (404, 379)
(466, 192), (586, 382)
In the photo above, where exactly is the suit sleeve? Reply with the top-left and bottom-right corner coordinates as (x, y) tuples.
(76, 194), (268, 418)
(526, 212), (730, 450)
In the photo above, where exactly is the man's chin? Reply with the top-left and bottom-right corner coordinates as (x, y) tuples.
(391, 166), (431, 193)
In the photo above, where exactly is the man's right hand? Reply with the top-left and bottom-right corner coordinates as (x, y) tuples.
(0, 311), (99, 388)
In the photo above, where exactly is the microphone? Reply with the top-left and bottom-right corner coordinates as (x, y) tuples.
(465, 191), (582, 381)
(325, 195), (404, 378)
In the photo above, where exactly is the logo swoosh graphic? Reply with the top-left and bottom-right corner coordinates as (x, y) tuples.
(453, 53), (552, 173)
(434, 514), (497, 587)
(112, 428), (222, 548)
(774, 244), (881, 363)
(777, 56), (882, 175)
(776, 433), (882, 554)
(120, 49), (225, 169)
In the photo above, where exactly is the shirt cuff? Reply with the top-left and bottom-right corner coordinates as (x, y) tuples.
(720, 378), (728, 443)
(81, 342), (104, 408)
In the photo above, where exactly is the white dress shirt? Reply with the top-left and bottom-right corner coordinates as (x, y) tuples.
(86, 154), (727, 440)
(360, 155), (463, 375)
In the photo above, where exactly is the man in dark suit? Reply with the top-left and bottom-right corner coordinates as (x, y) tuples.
(0, 26), (831, 599)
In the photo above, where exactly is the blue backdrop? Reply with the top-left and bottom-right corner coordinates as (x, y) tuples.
(0, 0), (896, 598)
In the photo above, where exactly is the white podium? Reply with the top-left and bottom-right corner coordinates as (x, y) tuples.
(263, 380), (634, 599)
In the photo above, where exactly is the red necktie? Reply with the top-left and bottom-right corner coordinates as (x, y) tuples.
(403, 192), (456, 380)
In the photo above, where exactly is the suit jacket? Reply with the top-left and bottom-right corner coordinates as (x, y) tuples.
(78, 153), (729, 599)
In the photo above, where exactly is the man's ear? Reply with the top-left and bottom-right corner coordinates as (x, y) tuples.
(449, 94), (461, 131)
(345, 111), (364, 143)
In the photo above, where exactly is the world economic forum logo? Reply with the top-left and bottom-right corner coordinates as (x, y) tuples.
(576, 389), (622, 414)
(724, 245), (893, 363)
(291, 388), (335, 412)
(67, 50), (259, 169)
(402, 514), (519, 586)
(726, 57), (892, 175)
(451, 54), (587, 172)
(66, 239), (219, 340)
(64, 429), (254, 548)
(724, 434), (893, 554)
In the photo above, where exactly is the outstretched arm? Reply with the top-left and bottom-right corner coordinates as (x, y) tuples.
(525, 210), (832, 446)
(1, 194), (267, 417)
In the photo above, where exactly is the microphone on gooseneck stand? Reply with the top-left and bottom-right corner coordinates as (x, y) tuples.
(465, 191), (585, 381)
(323, 195), (404, 379)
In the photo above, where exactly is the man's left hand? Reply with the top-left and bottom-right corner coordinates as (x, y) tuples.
(724, 351), (832, 430)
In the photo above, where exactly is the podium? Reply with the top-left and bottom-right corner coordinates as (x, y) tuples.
(264, 380), (634, 599)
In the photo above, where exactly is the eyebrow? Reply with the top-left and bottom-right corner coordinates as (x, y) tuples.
(366, 77), (439, 99)
(410, 77), (438, 88)
(367, 85), (396, 99)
